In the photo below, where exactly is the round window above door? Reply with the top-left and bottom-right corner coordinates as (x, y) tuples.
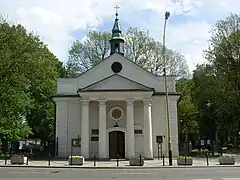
(109, 106), (124, 121)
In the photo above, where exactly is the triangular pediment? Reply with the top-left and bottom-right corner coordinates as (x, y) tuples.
(78, 74), (154, 92)
(75, 53), (159, 91)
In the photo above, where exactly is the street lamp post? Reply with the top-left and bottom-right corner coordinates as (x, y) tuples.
(163, 11), (172, 166)
(207, 102), (214, 155)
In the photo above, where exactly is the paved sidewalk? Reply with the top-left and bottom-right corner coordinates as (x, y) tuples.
(1, 156), (240, 168)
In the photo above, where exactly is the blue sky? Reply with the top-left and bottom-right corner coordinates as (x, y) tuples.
(0, 0), (239, 72)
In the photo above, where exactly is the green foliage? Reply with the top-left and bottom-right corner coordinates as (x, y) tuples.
(176, 78), (199, 138)
(178, 156), (192, 159)
(69, 156), (83, 159)
(67, 31), (111, 77)
(191, 13), (240, 146)
(66, 27), (190, 77)
(0, 17), (59, 142)
(0, 116), (32, 141)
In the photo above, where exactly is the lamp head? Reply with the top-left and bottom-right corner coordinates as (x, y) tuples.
(165, 11), (170, 20)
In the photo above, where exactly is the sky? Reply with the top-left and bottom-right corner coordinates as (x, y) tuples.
(0, 0), (239, 72)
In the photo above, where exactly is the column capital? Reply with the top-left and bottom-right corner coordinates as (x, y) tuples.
(143, 98), (152, 105)
(126, 98), (135, 106)
(81, 99), (90, 106)
(98, 99), (107, 106)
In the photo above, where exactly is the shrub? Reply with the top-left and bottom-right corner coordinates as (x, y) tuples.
(69, 156), (82, 159)
(178, 156), (192, 159)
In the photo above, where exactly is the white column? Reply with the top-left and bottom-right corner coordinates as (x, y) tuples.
(126, 98), (135, 158)
(81, 99), (90, 158)
(143, 98), (153, 159)
(98, 99), (107, 159)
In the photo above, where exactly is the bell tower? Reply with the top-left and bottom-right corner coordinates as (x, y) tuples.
(109, 5), (125, 56)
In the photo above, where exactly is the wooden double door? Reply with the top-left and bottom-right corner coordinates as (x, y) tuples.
(109, 131), (125, 159)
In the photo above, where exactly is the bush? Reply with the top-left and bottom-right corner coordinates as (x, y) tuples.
(178, 156), (192, 159)
(69, 156), (82, 159)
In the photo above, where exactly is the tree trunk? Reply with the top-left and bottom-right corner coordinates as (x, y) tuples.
(228, 130), (231, 142)
(0, 139), (9, 153)
(184, 134), (189, 154)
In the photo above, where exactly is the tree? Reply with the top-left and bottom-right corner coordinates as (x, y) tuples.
(67, 31), (111, 77)
(192, 64), (219, 141)
(176, 78), (199, 144)
(66, 28), (190, 77)
(0, 17), (59, 149)
(204, 13), (240, 144)
(190, 14), (240, 147)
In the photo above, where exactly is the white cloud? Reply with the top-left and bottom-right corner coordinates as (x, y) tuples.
(0, 0), (239, 71)
(167, 21), (212, 71)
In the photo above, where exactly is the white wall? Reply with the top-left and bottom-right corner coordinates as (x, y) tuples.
(56, 99), (68, 157)
(67, 99), (81, 156)
(151, 96), (168, 158)
(151, 96), (179, 158)
(134, 101), (144, 156)
(169, 96), (179, 157)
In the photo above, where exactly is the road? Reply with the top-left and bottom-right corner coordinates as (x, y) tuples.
(0, 167), (240, 180)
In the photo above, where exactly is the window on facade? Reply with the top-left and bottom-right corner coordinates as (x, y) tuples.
(92, 129), (99, 135)
(109, 106), (123, 121)
(91, 136), (99, 141)
(134, 129), (143, 134)
(112, 109), (122, 119)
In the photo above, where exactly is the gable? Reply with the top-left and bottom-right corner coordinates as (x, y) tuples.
(78, 74), (154, 92)
(76, 53), (158, 91)
(57, 53), (177, 95)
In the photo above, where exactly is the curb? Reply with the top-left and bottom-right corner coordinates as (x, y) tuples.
(0, 165), (240, 169)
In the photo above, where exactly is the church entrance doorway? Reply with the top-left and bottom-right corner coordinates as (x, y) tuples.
(109, 131), (125, 159)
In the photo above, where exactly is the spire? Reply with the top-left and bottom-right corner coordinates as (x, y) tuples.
(109, 5), (125, 56)
(112, 5), (122, 38)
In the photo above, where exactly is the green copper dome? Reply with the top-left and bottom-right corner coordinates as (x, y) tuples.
(110, 13), (124, 40)
(109, 12), (125, 56)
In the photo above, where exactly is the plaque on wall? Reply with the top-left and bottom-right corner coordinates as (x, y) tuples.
(91, 136), (99, 141)
(72, 136), (81, 147)
(156, 136), (163, 144)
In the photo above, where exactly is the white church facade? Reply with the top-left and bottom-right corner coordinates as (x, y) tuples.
(53, 13), (181, 160)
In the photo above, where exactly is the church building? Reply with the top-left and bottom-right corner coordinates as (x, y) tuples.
(54, 12), (181, 159)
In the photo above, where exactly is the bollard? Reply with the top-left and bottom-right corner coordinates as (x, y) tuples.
(93, 154), (96, 167)
(185, 155), (187, 166)
(139, 154), (142, 166)
(206, 153), (209, 166)
(48, 153), (51, 166)
(163, 154), (165, 166)
(161, 144), (163, 160)
(26, 155), (29, 165)
(117, 154), (119, 167)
